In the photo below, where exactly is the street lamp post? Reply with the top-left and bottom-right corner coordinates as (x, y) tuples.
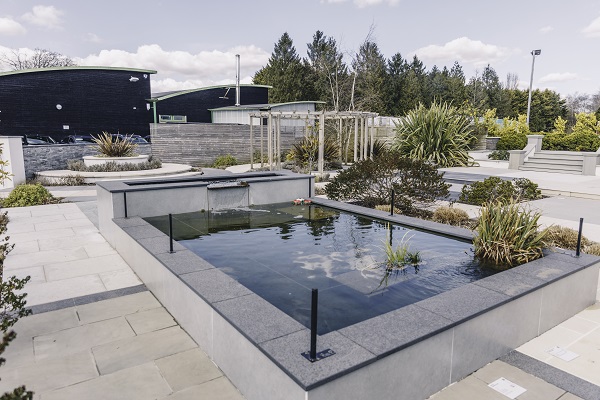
(526, 49), (541, 126)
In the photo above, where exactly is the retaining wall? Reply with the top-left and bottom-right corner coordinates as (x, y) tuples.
(22, 143), (152, 178)
(150, 123), (303, 167)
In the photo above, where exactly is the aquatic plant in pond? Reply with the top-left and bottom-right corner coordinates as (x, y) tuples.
(374, 231), (422, 290)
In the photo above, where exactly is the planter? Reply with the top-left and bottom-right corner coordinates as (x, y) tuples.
(83, 155), (149, 167)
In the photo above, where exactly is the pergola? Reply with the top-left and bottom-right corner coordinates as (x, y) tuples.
(248, 110), (379, 174)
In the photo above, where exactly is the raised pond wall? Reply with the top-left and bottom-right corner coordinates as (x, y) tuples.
(96, 175), (600, 400)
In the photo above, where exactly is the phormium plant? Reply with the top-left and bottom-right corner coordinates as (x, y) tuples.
(92, 131), (137, 157)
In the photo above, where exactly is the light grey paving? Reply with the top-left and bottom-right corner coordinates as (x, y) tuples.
(155, 348), (223, 392)
(92, 326), (198, 375)
(125, 306), (177, 335)
(76, 291), (161, 324)
(159, 377), (244, 400)
(41, 362), (173, 400)
(34, 317), (135, 360)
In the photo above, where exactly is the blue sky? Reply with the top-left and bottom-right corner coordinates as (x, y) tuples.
(0, 0), (599, 97)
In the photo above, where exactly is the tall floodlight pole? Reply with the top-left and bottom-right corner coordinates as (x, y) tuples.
(526, 49), (541, 126)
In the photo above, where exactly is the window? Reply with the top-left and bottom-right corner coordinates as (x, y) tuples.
(159, 115), (187, 123)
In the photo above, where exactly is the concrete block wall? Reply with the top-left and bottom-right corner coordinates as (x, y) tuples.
(22, 143), (152, 178)
(150, 123), (303, 166)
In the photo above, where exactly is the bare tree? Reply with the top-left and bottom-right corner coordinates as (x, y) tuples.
(504, 72), (519, 90)
(0, 48), (75, 70)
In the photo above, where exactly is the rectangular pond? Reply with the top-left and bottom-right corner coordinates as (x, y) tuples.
(96, 175), (600, 400)
(145, 203), (494, 334)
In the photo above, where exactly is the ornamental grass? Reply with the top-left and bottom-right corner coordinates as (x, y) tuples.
(474, 200), (547, 269)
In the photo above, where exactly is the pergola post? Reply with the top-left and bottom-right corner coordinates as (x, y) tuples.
(250, 116), (254, 170)
(354, 116), (358, 162)
(276, 115), (281, 170)
(370, 116), (375, 160)
(318, 112), (325, 175)
(260, 117), (264, 168)
(267, 112), (273, 171)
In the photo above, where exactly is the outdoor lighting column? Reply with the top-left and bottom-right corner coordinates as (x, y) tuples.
(526, 49), (541, 126)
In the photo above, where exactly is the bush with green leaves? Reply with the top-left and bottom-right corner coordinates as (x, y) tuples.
(212, 154), (238, 168)
(494, 114), (530, 151)
(92, 131), (137, 157)
(287, 135), (340, 171)
(459, 177), (541, 206)
(487, 150), (509, 160)
(474, 200), (547, 269)
(392, 102), (475, 167)
(1, 184), (59, 208)
(325, 151), (449, 217)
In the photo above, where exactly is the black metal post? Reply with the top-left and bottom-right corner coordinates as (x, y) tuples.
(576, 217), (584, 257)
(308, 176), (312, 198)
(123, 192), (128, 218)
(310, 288), (318, 360)
(169, 213), (174, 253)
(390, 189), (395, 216)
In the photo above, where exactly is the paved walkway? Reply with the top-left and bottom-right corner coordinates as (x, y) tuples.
(1, 201), (243, 399)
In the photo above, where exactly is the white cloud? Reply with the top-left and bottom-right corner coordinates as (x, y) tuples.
(411, 37), (517, 68)
(86, 33), (102, 43)
(0, 17), (26, 35)
(582, 15), (600, 37)
(22, 5), (64, 29)
(354, 0), (399, 7)
(321, 0), (399, 6)
(151, 76), (254, 93)
(539, 25), (553, 34)
(76, 44), (269, 89)
(539, 72), (578, 83)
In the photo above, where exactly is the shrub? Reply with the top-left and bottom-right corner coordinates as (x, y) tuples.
(392, 102), (475, 167)
(58, 175), (86, 186)
(1, 184), (59, 207)
(584, 243), (600, 256)
(474, 200), (547, 268)
(287, 136), (340, 171)
(459, 177), (542, 206)
(487, 150), (509, 160)
(543, 225), (591, 250)
(212, 154), (238, 168)
(496, 132), (527, 150)
(92, 131), (137, 157)
(432, 206), (470, 226)
(325, 151), (449, 216)
(67, 157), (162, 172)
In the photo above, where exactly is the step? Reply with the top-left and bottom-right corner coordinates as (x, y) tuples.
(519, 166), (582, 174)
(525, 158), (583, 167)
(533, 151), (585, 160)
(522, 162), (583, 171)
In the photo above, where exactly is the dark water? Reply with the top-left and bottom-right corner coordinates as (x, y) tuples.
(145, 203), (494, 334)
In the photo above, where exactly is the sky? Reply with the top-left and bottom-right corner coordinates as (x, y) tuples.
(0, 0), (599, 99)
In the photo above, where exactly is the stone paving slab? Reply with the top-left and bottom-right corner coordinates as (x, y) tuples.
(1, 292), (244, 400)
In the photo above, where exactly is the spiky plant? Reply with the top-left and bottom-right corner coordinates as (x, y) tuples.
(93, 132), (137, 157)
(392, 102), (475, 167)
(287, 135), (340, 171)
(474, 200), (547, 269)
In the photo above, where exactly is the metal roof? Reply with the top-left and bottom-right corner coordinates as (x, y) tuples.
(209, 101), (325, 112)
(0, 66), (157, 77)
(150, 84), (273, 102)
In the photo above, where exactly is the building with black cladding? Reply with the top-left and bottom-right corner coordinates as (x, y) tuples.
(0, 66), (156, 141)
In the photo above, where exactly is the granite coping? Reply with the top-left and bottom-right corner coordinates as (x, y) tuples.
(310, 197), (474, 241)
(112, 202), (600, 391)
(97, 171), (312, 194)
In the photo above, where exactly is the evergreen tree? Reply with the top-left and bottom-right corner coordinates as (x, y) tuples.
(352, 40), (388, 114)
(253, 32), (314, 103)
(386, 52), (408, 116)
(306, 31), (349, 111)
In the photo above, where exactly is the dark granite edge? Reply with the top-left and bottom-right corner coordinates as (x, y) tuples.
(310, 197), (474, 241)
(97, 172), (312, 194)
(110, 203), (600, 391)
(501, 350), (600, 400)
(27, 284), (147, 314)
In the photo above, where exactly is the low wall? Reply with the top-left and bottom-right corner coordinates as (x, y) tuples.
(150, 123), (303, 167)
(22, 143), (152, 178)
(96, 180), (600, 400)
